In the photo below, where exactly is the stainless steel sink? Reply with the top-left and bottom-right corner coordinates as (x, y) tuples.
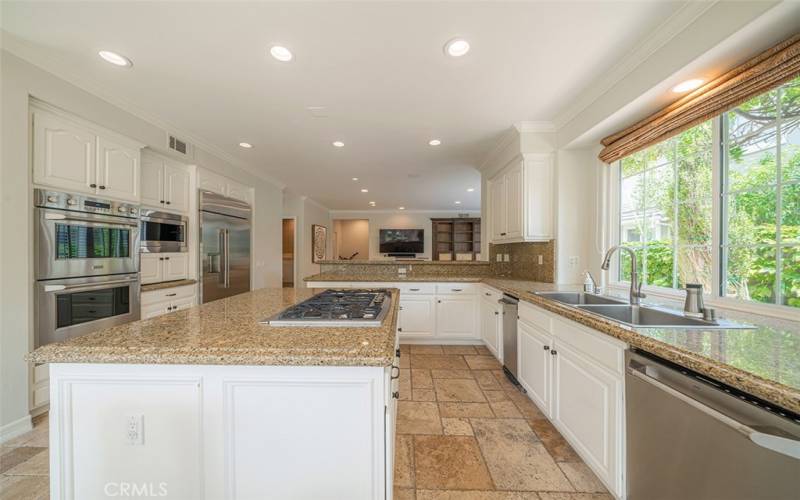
(575, 304), (750, 329)
(534, 292), (626, 306)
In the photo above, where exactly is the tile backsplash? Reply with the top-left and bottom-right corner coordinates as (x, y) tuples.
(489, 241), (555, 283)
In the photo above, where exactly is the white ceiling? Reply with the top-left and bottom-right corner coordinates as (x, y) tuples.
(1, 1), (688, 210)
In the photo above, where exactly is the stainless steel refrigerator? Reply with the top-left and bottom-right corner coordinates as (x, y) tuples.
(199, 191), (251, 303)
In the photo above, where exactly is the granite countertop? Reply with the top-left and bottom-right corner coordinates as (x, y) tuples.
(140, 279), (198, 292)
(301, 273), (800, 413)
(306, 273), (484, 283)
(28, 287), (399, 367)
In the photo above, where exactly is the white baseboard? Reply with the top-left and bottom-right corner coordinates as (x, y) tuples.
(0, 414), (33, 444)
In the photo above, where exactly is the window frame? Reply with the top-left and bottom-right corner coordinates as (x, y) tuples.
(607, 110), (800, 321)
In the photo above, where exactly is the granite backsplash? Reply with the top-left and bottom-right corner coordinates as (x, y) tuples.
(489, 241), (555, 283)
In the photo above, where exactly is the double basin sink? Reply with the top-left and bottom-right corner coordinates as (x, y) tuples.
(533, 292), (751, 329)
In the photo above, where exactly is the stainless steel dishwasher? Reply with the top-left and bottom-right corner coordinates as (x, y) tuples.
(499, 294), (523, 387)
(626, 349), (800, 500)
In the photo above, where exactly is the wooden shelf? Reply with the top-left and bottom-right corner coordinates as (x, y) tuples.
(431, 217), (481, 261)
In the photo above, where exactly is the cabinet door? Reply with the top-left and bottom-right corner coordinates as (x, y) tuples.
(227, 182), (251, 204)
(164, 162), (191, 213)
(198, 169), (226, 195)
(32, 110), (96, 193)
(489, 178), (506, 241)
(552, 340), (621, 488)
(97, 136), (140, 202)
(141, 301), (169, 319)
(163, 253), (189, 282)
(398, 296), (436, 339)
(523, 154), (554, 240)
(517, 320), (552, 416)
(435, 296), (478, 339)
(480, 298), (501, 359)
(140, 254), (163, 284)
(140, 155), (165, 208)
(505, 162), (524, 239)
(171, 295), (196, 312)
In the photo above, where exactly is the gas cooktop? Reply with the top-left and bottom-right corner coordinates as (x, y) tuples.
(264, 289), (391, 327)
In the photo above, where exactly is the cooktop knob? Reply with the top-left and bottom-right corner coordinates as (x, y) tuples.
(66, 198), (77, 206)
(129, 208), (137, 214)
(118, 206), (127, 213)
(46, 195), (58, 203)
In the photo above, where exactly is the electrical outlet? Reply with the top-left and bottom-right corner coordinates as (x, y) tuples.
(127, 414), (144, 445)
(569, 256), (579, 268)
(503, 254), (510, 262)
(538, 255), (543, 265)
(496, 254), (503, 262)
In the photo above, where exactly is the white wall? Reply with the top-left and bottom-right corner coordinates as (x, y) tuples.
(330, 211), (480, 260)
(333, 219), (369, 260)
(283, 192), (332, 282)
(0, 51), (283, 437)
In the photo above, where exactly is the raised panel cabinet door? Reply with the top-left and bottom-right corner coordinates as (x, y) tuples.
(398, 296), (436, 338)
(517, 320), (552, 416)
(171, 295), (196, 312)
(489, 178), (506, 241)
(164, 162), (191, 213)
(198, 169), (226, 195)
(140, 154), (165, 208)
(552, 340), (620, 489)
(227, 182), (251, 204)
(163, 253), (189, 282)
(523, 154), (554, 240)
(97, 136), (140, 202)
(480, 298), (500, 358)
(139, 254), (163, 284)
(435, 296), (478, 338)
(141, 301), (169, 319)
(32, 110), (96, 193)
(505, 162), (524, 238)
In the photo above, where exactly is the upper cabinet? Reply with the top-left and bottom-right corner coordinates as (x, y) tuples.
(487, 153), (554, 244)
(141, 150), (191, 213)
(198, 168), (252, 205)
(32, 104), (143, 203)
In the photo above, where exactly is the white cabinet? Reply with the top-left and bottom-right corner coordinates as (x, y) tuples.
(517, 301), (625, 497)
(31, 104), (143, 202)
(517, 318), (552, 416)
(398, 295), (436, 339)
(141, 284), (196, 319)
(141, 151), (191, 213)
(140, 253), (189, 284)
(488, 153), (554, 244)
(479, 295), (502, 360)
(198, 168), (252, 205)
(435, 295), (478, 339)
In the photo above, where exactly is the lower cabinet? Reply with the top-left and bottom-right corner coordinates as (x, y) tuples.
(479, 296), (502, 360)
(398, 295), (436, 339)
(141, 284), (197, 319)
(140, 253), (189, 285)
(435, 295), (478, 338)
(517, 302), (625, 498)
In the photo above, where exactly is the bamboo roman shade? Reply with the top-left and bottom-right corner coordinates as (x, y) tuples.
(599, 34), (800, 164)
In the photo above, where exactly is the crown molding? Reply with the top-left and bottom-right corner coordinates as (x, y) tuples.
(301, 195), (332, 212)
(552, 0), (717, 130)
(1, 31), (286, 190)
(477, 126), (518, 172)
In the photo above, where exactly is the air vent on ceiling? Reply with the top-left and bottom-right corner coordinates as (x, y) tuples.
(167, 134), (192, 157)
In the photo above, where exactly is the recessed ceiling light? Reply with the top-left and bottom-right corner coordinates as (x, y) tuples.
(444, 38), (470, 57)
(352, 177), (359, 181)
(466, 188), (475, 192)
(455, 201), (462, 205)
(672, 78), (704, 93)
(333, 141), (345, 148)
(98, 50), (132, 67)
(398, 206), (405, 210)
(361, 188), (369, 193)
(270, 45), (293, 62)
(428, 139), (442, 146)
(239, 142), (253, 149)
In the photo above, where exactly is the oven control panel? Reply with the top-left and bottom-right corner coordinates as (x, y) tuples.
(34, 189), (140, 219)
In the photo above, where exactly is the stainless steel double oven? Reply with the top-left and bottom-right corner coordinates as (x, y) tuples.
(34, 189), (141, 347)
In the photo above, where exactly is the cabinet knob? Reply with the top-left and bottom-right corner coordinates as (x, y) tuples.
(166, 201), (171, 205)
(544, 345), (550, 351)
(167, 306), (172, 311)
(397, 327), (403, 332)
(550, 349), (558, 356)
(494, 311), (499, 315)
(396, 348), (401, 358)
(159, 257), (164, 261)
(99, 185), (106, 190)
(160, 200), (165, 204)
(392, 391), (400, 399)
(437, 300), (442, 304)
(90, 183), (97, 188)
(164, 257), (170, 260)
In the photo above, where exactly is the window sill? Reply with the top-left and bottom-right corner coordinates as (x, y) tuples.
(606, 282), (800, 323)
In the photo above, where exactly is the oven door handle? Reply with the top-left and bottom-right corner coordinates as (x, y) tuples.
(43, 278), (138, 293)
(44, 212), (139, 228)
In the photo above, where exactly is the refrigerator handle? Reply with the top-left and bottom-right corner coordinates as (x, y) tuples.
(224, 229), (231, 288)
(218, 229), (227, 286)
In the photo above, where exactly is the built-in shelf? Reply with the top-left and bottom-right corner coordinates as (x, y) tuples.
(431, 217), (481, 261)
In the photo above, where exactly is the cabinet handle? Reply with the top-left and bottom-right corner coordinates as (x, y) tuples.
(398, 327), (403, 332)
(164, 257), (170, 260)
(550, 349), (558, 356)
(99, 185), (106, 190)
(392, 391), (400, 399)
(160, 200), (165, 204)
(437, 300), (442, 304)
(501, 232), (507, 236)
(90, 183), (97, 188)
(159, 257), (164, 261)
(396, 348), (401, 358)
(485, 292), (491, 296)
(543, 345), (550, 351)
(167, 306), (173, 311)
(391, 365), (400, 380)
(166, 201), (171, 205)
(166, 293), (177, 297)
(409, 288), (420, 292)
(452, 288), (463, 292)
(494, 311), (499, 315)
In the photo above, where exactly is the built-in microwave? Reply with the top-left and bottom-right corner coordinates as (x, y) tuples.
(140, 210), (187, 253)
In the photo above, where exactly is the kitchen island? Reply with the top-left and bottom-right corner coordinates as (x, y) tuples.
(28, 287), (401, 500)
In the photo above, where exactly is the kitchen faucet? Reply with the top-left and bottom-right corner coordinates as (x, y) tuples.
(601, 245), (646, 305)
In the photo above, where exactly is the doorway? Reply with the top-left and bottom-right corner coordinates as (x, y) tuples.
(282, 218), (296, 287)
(333, 219), (369, 261)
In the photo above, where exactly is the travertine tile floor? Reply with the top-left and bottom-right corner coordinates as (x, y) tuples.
(394, 344), (612, 500)
(0, 344), (611, 500)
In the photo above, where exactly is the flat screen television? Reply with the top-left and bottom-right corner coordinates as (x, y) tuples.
(379, 229), (424, 254)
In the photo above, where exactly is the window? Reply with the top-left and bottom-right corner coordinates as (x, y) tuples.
(617, 76), (800, 309)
